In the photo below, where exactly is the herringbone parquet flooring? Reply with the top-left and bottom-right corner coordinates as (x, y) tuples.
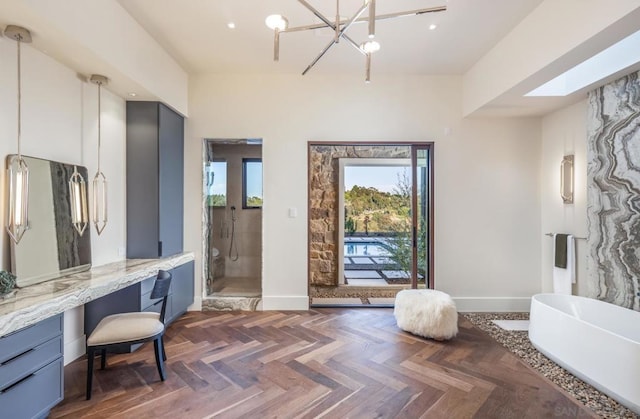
(50, 309), (595, 418)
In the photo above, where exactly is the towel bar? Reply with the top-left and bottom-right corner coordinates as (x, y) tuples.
(544, 233), (586, 240)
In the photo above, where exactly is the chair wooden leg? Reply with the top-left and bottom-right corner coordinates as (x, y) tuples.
(100, 348), (107, 370)
(161, 336), (167, 361)
(154, 338), (166, 381)
(86, 347), (95, 400)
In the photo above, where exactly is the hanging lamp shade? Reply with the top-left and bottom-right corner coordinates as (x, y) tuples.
(69, 166), (89, 236)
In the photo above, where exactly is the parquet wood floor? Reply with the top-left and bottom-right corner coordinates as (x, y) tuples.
(50, 309), (596, 418)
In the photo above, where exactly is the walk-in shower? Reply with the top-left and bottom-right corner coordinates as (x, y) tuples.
(203, 139), (262, 300)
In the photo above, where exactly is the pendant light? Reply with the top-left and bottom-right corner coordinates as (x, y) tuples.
(4, 25), (32, 244)
(90, 75), (108, 235)
(69, 166), (88, 235)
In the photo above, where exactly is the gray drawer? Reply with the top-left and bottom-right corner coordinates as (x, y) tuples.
(0, 357), (63, 419)
(0, 335), (63, 391)
(0, 314), (63, 364)
(143, 295), (172, 320)
(140, 276), (156, 295)
(141, 290), (162, 310)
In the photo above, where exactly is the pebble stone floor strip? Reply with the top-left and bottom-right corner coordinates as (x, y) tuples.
(463, 312), (638, 419)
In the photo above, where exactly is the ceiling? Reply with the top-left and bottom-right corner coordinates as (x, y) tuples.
(117, 0), (544, 76)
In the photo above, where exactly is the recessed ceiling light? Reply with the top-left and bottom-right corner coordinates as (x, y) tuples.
(227, 22), (236, 29)
(128, 92), (137, 97)
(429, 24), (437, 30)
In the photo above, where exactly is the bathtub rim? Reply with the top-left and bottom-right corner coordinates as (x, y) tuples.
(531, 293), (639, 345)
(529, 293), (640, 414)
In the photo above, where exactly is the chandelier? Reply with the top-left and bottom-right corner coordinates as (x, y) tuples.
(265, 0), (446, 82)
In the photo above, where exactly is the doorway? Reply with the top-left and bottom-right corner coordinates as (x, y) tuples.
(203, 139), (263, 306)
(308, 143), (434, 305)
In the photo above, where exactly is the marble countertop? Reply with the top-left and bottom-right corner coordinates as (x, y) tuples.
(0, 252), (194, 337)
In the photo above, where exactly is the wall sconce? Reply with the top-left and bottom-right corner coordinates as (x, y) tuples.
(90, 74), (108, 235)
(560, 155), (574, 204)
(4, 25), (32, 244)
(69, 166), (89, 235)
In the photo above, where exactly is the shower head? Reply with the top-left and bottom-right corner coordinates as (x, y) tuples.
(231, 206), (236, 210)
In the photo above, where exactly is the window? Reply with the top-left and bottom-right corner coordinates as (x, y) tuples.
(206, 160), (227, 207)
(243, 158), (263, 208)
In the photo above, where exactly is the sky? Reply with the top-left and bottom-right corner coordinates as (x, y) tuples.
(206, 160), (262, 198)
(207, 162), (403, 198)
(344, 165), (410, 193)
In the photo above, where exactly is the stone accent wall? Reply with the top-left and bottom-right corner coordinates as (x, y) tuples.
(587, 70), (640, 309)
(308, 145), (411, 286)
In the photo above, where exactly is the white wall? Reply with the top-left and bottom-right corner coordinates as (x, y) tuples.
(186, 74), (542, 311)
(0, 37), (126, 363)
(540, 100), (588, 295)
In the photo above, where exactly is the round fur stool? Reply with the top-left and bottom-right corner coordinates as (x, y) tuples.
(394, 289), (458, 340)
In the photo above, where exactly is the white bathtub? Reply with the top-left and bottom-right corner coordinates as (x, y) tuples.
(529, 293), (640, 414)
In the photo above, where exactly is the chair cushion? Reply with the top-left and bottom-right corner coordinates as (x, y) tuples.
(87, 312), (164, 346)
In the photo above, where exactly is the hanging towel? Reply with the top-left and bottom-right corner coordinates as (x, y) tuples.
(554, 233), (568, 268)
(553, 234), (576, 294)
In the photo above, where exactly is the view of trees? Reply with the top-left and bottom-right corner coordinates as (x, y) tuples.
(207, 194), (226, 207)
(246, 196), (263, 207)
(344, 171), (426, 277)
(344, 174), (410, 234)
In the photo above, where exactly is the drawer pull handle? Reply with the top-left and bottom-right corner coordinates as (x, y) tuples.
(0, 348), (34, 366)
(0, 372), (34, 394)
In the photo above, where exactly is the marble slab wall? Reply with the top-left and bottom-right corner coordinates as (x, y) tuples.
(587, 70), (640, 309)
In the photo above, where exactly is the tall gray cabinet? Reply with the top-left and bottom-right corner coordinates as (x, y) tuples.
(126, 102), (184, 258)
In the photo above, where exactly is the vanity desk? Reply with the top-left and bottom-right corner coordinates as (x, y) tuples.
(0, 252), (194, 418)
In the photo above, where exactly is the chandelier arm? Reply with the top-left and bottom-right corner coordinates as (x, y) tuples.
(368, 0), (376, 38)
(335, 0), (340, 43)
(366, 52), (371, 83)
(298, 0), (335, 31)
(344, 35), (368, 56)
(300, 3), (369, 75)
(283, 6), (446, 33)
(302, 39), (337, 75)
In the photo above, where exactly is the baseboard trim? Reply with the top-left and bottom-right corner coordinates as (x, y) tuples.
(190, 296), (203, 311)
(64, 335), (86, 365)
(262, 296), (309, 310)
(453, 297), (531, 312)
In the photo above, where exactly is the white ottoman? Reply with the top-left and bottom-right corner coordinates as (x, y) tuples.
(394, 289), (458, 340)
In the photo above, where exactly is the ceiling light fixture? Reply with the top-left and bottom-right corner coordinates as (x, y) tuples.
(90, 75), (109, 235)
(227, 22), (236, 29)
(429, 24), (438, 30)
(4, 25), (32, 245)
(266, 1), (446, 82)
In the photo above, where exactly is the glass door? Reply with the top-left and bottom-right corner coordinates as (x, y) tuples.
(411, 146), (432, 289)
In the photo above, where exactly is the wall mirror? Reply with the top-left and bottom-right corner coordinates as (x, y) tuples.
(8, 155), (91, 287)
(560, 154), (574, 204)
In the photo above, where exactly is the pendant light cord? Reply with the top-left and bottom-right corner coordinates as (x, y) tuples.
(17, 36), (22, 158)
(97, 82), (102, 173)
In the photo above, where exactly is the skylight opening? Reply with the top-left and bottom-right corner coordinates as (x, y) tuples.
(526, 28), (640, 97)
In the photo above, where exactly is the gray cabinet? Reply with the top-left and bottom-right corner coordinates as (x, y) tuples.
(84, 261), (194, 352)
(0, 314), (63, 418)
(126, 101), (184, 258)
